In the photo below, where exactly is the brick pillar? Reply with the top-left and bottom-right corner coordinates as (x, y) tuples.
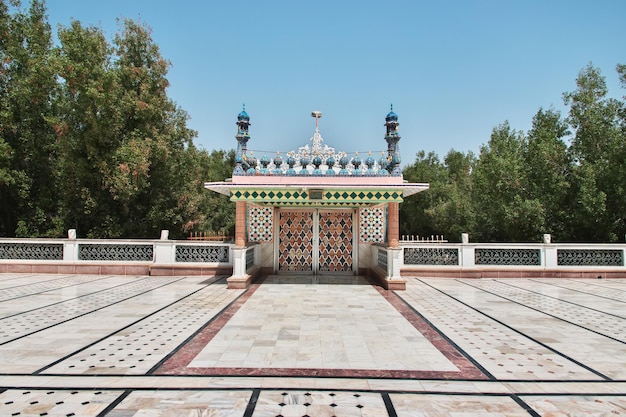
(387, 202), (399, 248)
(235, 201), (247, 248)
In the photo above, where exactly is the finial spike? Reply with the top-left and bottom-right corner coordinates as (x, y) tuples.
(390, 103), (393, 112)
(242, 103), (246, 111)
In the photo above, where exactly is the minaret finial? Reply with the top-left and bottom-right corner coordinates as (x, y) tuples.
(390, 103), (393, 112)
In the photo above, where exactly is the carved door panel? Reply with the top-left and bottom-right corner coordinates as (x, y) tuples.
(318, 210), (353, 273)
(277, 209), (354, 274)
(278, 210), (314, 272)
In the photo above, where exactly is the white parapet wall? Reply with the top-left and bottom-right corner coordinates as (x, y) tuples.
(401, 241), (626, 278)
(0, 235), (235, 276)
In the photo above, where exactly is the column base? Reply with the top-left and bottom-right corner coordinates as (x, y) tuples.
(227, 275), (253, 289)
(369, 266), (407, 290)
(385, 278), (407, 291)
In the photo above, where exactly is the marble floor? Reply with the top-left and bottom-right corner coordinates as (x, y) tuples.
(0, 273), (624, 416)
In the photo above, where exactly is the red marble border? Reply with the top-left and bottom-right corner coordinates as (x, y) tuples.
(154, 277), (488, 380)
(374, 285), (487, 379)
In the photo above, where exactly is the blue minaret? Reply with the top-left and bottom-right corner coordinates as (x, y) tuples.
(233, 105), (251, 175)
(384, 104), (402, 176)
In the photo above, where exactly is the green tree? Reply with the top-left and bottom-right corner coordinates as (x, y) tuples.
(400, 151), (447, 239)
(523, 108), (572, 240)
(191, 149), (236, 238)
(54, 19), (122, 237)
(0, 0), (60, 237)
(426, 149), (476, 241)
(54, 18), (203, 238)
(471, 122), (544, 242)
(112, 18), (199, 238)
(563, 64), (624, 241)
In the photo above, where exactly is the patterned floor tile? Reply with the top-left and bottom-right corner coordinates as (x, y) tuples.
(253, 391), (387, 417)
(390, 394), (530, 417)
(107, 390), (251, 417)
(523, 395), (626, 416)
(0, 389), (122, 417)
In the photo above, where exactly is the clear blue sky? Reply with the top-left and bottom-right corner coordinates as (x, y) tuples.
(43, 0), (625, 164)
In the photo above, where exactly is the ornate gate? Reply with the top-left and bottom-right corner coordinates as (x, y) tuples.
(278, 210), (314, 272)
(318, 210), (353, 272)
(277, 209), (354, 274)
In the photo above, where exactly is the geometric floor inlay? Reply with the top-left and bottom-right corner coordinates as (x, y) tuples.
(155, 275), (487, 379)
(1, 274), (625, 416)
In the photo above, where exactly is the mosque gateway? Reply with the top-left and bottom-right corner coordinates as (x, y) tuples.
(205, 107), (429, 290)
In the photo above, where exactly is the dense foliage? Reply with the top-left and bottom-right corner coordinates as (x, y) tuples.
(1, 1), (624, 242)
(0, 0), (234, 238)
(401, 64), (626, 242)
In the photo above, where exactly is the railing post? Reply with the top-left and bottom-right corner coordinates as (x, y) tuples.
(544, 234), (557, 268)
(460, 233), (474, 268)
(227, 246), (252, 289)
(154, 231), (175, 264)
(388, 247), (402, 279)
(64, 229), (79, 262)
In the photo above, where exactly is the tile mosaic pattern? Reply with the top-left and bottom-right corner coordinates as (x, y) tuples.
(2, 389), (626, 417)
(0, 276), (182, 343)
(318, 211), (353, 272)
(109, 390), (251, 416)
(254, 390), (388, 416)
(391, 394), (531, 417)
(162, 276), (474, 378)
(248, 205), (274, 242)
(0, 389), (122, 417)
(0, 274), (106, 302)
(231, 188), (403, 204)
(278, 211), (313, 272)
(42, 280), (242, 375)
(522, 395), (626, 416)
(399, 278), (603, 380)
(0, 274), (625, 416)
(359, 206), (385, 243)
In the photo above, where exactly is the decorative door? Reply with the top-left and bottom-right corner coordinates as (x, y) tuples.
(277, 209), (354, 274)
(318, 210), (353, 272)
(278, 210), (314, 272)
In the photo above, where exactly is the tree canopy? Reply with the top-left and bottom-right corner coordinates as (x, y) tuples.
(0, 0), (234, 238)
(1, 1), (624, 243)
(401, 63), (626, 242)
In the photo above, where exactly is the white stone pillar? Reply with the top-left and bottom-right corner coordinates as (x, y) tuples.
(64, 229), (78, 262)
(544, 236), (558, 268)
(460, 233), (474, 268)
(154, 240), (175, 264)
(227, 246), (252, 289)
(387, 247), (402, 279)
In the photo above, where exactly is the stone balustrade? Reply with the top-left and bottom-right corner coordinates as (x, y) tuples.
(400, 239), (626, 278)
(0, 231), (236, 276)
(1, 232), (624, 280)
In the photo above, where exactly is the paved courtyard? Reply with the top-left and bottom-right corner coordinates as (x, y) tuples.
(0, 273), (624, 416)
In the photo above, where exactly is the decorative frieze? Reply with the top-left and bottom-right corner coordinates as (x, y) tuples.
(230, 188), (403, 205)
